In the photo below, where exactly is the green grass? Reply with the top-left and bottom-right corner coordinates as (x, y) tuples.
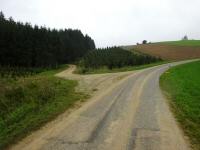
(0, 65), (88, 149)
(76, 61), (168, 74)
(160, 61), (200, 149)
(159, 40), (200, 47)
(39, 64), (69, 76)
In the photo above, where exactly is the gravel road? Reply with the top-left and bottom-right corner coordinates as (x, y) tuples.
(11, 60), (197, 150)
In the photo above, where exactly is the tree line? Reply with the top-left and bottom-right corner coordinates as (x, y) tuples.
(79, 47), (161, 70)
(0, 11), (95, 68)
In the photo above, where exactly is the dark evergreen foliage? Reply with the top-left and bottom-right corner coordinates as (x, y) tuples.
(0, 11), (95, 68)
(142, 40), (147, 44)
(80, 47), (161, 69)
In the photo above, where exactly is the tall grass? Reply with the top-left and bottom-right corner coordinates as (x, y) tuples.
(0, 66), (87, 149)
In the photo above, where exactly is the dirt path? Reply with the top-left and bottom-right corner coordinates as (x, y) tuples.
(10, 61), (197, 150)
(56, 65), (135, 96)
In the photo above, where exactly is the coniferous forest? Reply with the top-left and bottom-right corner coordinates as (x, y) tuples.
(79, 47), (161, 71)
(0, 11), (95, 68)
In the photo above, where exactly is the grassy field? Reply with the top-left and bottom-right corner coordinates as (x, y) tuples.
(160, 61), (200, 149)
(76, 61), (167, 74)
(0, 66), (87, 149)
(160, 40), (200, 47)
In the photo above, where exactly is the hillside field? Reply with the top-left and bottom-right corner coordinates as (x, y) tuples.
(160, 40), (200, 46)
(128, 40), (200, 61)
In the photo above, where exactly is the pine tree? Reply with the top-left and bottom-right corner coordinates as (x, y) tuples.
(0, 11), (96, 68)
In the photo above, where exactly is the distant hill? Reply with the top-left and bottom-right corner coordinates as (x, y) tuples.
(125, 40), (200, 61)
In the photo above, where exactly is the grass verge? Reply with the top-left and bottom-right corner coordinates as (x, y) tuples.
(0, 65), (88, 149)
(76, 61), (168, 74)
(160, 60), (200, 149)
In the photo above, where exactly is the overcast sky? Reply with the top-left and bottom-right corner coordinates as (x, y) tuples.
(1, 0), (200, 47)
